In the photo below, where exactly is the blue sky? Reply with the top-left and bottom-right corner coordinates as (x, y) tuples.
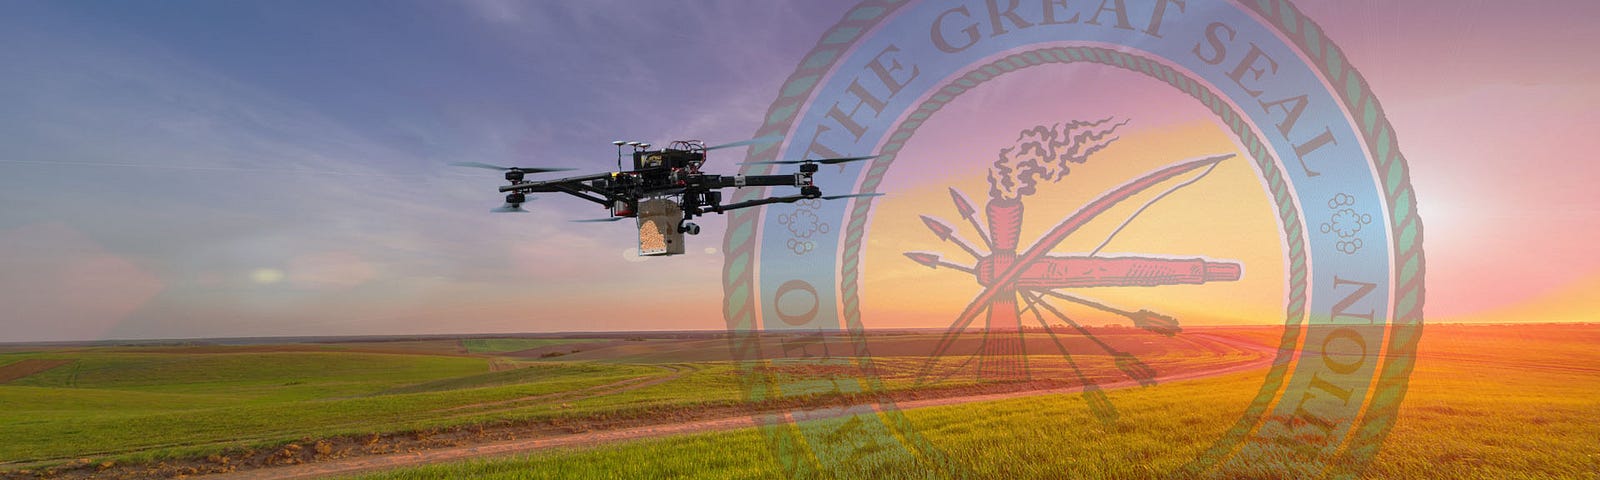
(0, 0), (855, 341)
(2, 0), (1597, 341)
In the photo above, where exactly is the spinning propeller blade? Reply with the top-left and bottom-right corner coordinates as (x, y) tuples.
(491, 204), (530, 213)
(741, 155), (877, 166)
(819, 192), (884, 201)
(572, 217), (627, 223)
(705, 134), (783, 151)
(450, 162), (574, 174)
(452, 161), (513, 171)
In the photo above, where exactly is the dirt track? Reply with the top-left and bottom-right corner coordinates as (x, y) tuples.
(201, 333), (1276, 480)
(0, 359), (72, 384)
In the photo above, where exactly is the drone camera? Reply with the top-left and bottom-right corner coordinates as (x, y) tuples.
(679, 221), (701, 235)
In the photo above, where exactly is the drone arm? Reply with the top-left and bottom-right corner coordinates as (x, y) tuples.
(499, 172), (626, 207)
(699, 174), (812, 189)
(743, 174), (811, 188)
(548, 184), (611, 206)
(694, 193), (812, 215)
(498, 172), (616, 193)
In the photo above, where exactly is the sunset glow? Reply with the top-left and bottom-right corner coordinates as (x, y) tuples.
(0, 1), (1595, 342)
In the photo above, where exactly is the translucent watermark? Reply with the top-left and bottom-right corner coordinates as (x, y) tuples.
(724, 1), (1424, 477)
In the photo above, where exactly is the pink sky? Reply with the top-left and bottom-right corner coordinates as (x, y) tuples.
(0, 1), (1595, 342)
(1295, 0), (1600, 320)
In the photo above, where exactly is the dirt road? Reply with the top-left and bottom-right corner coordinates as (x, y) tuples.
(204, 333), (1277, 480)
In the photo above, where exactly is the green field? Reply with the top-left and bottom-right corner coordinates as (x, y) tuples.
(344, 370), (1268, 480)
(2, 326), (1593, 479)
(460, 338), (601, 354)
(0, 331), (1259, 477)
(344, 325), (1600, 480)
(0, 340), (734, 467)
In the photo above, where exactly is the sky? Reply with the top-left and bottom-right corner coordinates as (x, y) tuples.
(0, 0), (1596, 342)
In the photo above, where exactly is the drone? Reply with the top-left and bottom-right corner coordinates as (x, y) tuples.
(456, 136), (880, 256)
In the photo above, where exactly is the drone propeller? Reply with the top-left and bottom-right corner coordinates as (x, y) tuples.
(705, 134), (784, 151)
(571, 217), (627, 223)
(450, 162), (574, 174)
(819, 192), (885, 201)
(741, 155), (878, 166)
(491, 203), (530, 213)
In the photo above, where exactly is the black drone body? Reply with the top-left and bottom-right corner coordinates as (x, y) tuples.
(459, 138), (878, 256)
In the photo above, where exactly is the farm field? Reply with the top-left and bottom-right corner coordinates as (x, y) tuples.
(0, 328), (1267, 479)
(340, 324), (1600, 480)
(2, 324), (1593, 479)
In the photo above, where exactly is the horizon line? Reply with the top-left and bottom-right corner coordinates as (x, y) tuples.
(4, 321), (1597, 347)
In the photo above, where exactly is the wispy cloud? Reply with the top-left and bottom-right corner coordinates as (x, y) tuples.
(0, 3), (739, 341)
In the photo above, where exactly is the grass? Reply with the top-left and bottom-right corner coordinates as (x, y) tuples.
(0, 348), (672, 463)
(1361, 324), (1600, 479)
(8, 326), (1589, 479)
(462, 338), (600, 354)
(376, 362), (642, 395)
(349, 428), (787, 480)
(0, 332), (1259, 472)
(6, 350), (486, 400)
(345, 324), (1600, 480)
(342, 369), (1266, 480)
(336, 371), (1266, 479)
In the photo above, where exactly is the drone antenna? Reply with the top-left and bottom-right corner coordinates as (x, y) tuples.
(612, 140), (626, 170)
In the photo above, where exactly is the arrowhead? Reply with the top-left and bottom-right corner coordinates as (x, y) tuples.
(903, 252), (941, 269)
(919, 215), (954, 241)
(948, 188), (977, 219)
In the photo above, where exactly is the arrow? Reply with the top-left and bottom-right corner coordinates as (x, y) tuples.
(921, 215), (954, 240)
(1022, 290), (1157, 387)
(948, 188), (993, 249)
(1034, 289), (1181, 337)
(919, 215), (986, 260)
(903, 252), (975, 275)
(1017, 294), (1119, 424)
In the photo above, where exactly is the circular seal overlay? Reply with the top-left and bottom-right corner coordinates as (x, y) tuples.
(722, 1), (1424, 478)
